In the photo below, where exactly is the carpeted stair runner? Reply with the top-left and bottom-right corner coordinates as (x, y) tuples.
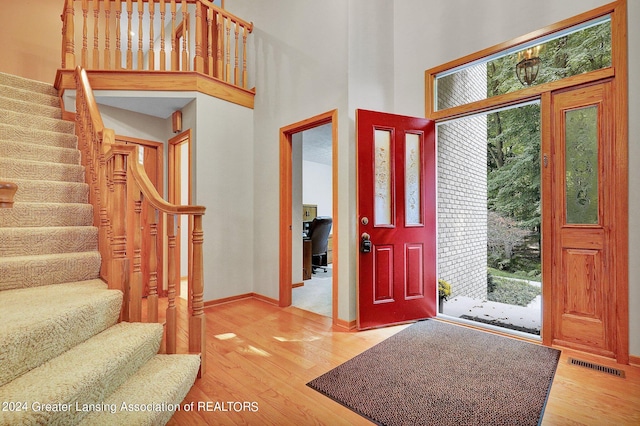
(0, 72), (199, 425)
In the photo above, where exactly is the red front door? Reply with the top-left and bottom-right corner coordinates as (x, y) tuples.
(357, 109), (436, 330)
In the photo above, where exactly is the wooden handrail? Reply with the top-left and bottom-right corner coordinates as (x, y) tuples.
(0, 182), (18, 208)
(61, 0), (253, 90)
(74, 66), (207, 374)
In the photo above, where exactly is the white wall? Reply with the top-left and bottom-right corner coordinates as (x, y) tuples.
(227, 0), (352, 317)
(192, 93), (255, 301)
(302, 160), (332, 217)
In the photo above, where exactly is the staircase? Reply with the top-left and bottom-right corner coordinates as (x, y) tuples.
(0, 72), (199, 425)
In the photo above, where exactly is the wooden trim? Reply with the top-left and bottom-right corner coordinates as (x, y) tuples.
(279, 110), (339, 326)
(610, 0), (629, 365)
(55, 69), (255, 109)
(292, 282), (304, 289)
(540, 91), (553, 348)
(203, 292), (278, 308)
(630, 355), (640, 367)
(425, 1), (618, 117)
(333, 318), (357, 331)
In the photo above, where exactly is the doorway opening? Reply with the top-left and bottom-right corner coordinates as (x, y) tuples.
(279, 110), (338, 323)
(437, 101), (542, 337)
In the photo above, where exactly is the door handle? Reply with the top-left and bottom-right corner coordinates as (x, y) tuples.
(360, 232), (372, 253)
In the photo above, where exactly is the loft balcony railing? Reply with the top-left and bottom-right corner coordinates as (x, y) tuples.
(61, 0), (253, 91)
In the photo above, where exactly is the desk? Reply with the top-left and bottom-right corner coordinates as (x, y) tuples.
(303, 239), (312, 280)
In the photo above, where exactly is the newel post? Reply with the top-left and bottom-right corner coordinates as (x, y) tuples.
(190, 214), (206, 375)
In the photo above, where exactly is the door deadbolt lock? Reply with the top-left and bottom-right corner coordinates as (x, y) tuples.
(360, 232), (372, 253)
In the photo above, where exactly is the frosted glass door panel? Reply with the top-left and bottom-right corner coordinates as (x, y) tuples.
(405, 133), (422, 225)
(374, 129), (393, 226)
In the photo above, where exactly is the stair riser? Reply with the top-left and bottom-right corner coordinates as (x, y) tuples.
(0, 84), (59, 108)
(0, 123), (77, 149)
(0, 158), (85, 183)
(10, 180), (88, 203)
(0, 227), (98, 257)
(0, 97), (62, 120)
(0, 140), (80, 165)
(0, 72), (59, 97)
(0, 110), (74, 134)
(0, 203), (93, 227)
(0, 323), (163, 426)
(0, 282), (122, 387)
(0, 252), (101, 291)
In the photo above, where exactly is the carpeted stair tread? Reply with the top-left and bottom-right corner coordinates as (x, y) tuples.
(8, 178), (89, 203)
(0, 279), (122, 387)
(0, 109), (75, 134)
(0, 226), (98, 256)
(0, 322), (163, 426)
(0, 202), (93, 227)
(0, 123), (77, 149)
(78, 354), (201, 426)
(0, 251), (101, 291)
(0, 83), (59, 108)
(0, 139), (80, 165)
(0, 157), (84, 182)
(0, 72), (58, 97)
(0, 96), (62, 119)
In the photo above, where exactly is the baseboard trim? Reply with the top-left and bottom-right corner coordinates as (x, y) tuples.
(204, 292), (279, 308)
(630, 355), (640, 367)
(292, 282), (304, 288)
(333, 318), (357, 331)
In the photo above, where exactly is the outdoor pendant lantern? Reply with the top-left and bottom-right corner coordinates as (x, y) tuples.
(515, 46), (542, 86)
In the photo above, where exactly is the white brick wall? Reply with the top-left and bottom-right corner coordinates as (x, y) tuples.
(437, 64), (488, 300)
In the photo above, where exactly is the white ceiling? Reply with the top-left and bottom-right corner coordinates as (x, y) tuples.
(302, 123), (332, 166)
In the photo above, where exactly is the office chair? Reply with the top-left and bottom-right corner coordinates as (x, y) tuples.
(307, 216), (332, 273)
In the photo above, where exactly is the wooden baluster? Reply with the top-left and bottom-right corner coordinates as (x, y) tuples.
(160, 0), (166, 70)
(115, 0), (122, 69)
(148, 0), (155, 70)
(130, 186), (143, 322)
(104, 0), (111, 69)
(126, 0), (133, 69)
(166, 214), (177, 354)
(207, 8), (214, 77)
(234, 21), (239, 85)
(111, 151), (130, 322)
(137, 0), (144, 70)
(225, 17), (231, 82)
(82, 0), (89, 68)
(62, 0), (75, 69)
(194, 2), (204, 73)
(190, 214), (206, 375)
(216, 12), (223, 79)
(93, 0), (100, 69)
(147, 207), (159, 323)
(171, 0), (178, 71)
(181, 0), (188, 71)
(242, 25), (248, 88)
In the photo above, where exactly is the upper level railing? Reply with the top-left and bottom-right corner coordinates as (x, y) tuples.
(74, 66), (207, 373)
(61, 0), (253, 90)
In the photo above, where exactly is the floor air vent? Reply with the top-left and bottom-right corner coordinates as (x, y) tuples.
(568, 357), (625, 378)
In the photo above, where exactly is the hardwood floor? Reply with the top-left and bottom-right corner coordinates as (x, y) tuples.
(162, 297), (640, 425)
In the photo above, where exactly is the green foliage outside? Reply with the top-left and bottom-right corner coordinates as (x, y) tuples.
(485, 20), (611, 277)
(487, 275), (541, 307)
